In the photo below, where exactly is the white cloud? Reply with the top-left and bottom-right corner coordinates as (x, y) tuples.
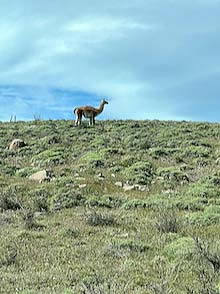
(66, 18), (151, 34)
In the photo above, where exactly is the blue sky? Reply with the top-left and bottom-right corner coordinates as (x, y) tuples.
(0, 0), (220, 122)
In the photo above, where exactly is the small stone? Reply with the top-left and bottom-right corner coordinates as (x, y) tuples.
(9, 139), (26, 150)
(66, 183), (75, 187)
(79, 184), (87, 189)
(75, 177), (86, 181)
(134, 184), (148, 192)
(118, 233), (129, 238)
(123, 183), (135, 192)
(97, 172), (104, 177)
(96, 172), (105, 180)
(34, 212), (43, 218)
(115, 181), (123, 187)
(29, 170), (52, 183)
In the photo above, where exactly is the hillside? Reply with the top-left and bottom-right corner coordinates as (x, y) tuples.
(1, 119), (220, 293)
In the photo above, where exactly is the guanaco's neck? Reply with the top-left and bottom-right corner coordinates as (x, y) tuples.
(97, 101), (105, 114)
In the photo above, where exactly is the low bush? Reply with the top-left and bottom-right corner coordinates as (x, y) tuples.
(0, 242), (17, 267)
(188, 183), (220, 199)
(16, 167), (40, 178)
(184, 205), (220, 226)
(153, 209), (180, 234)
(163, 237), (196, 260)
(106, 239), (149, 257)
(31, 147), (66, 166)
(123, 161), (155, 185)
(121, 199), (148, 209)
(182, 146), (211, 159)
(0, 192), (21, 211)
(86, 211), (116, 227)
(157, 167), (189, 184)
(79, 151), (105, 168)
(49, 190), (85, 210)
(80, 274), (130, 294)
(194, 237), (220, 272)
(86, 195), (124, 209)
(22, 210), (45, 231)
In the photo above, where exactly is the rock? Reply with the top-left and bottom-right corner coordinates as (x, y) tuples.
(75, 177), (86, 181)
(96, 172), (105, 180)
(9, 139), (26, 150)
(216, 158), (220, 165)
(34, 212), (43, 218)
(123, 183), (135, 192)
(79, 184), (87, 189)
(115, 181), (147, 192)
(66, 183), (75, 187)
(118, 233), (129, 238)
(180, 164), (188, 171)
(29, 170), (52, 183)
(134, 184), (148, 192)
(115, 181), (123, 187)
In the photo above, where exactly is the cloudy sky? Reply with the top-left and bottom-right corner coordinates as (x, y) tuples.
(0, 0), (220, 122)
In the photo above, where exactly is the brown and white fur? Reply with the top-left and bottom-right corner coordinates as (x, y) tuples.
(74, 99), (108, 126)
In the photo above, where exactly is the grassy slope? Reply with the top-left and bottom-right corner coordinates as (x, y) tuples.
(1, 119), (220, 293)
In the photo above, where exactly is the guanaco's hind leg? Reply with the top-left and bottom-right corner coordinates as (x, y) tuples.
(92, 116), (95, 126)
(89, 117), (92, 126)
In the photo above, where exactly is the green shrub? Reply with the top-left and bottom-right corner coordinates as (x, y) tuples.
(187, 183), (220, 199)
(163, 237), (196, 260)
(172, 197), (206, 211)
(31, 147), (66, 166)
(22, 210), (45, 231)
(0, 165), (18, 176)
(153, 209), (180, 233)
(0, 241), (18, 267)
(41, 134), (61, 145)
(157, 167), (189, 183)
(49, 190), (85, 210)
(32, 193), (49, 212)
(184, 206), (220, 225)
(194, 237), (220, 272)
(86, 211), (116, 226)
(54, 176), (75, 187)
(207, 175), (220, 186)
(59, 228), (80, 239)
(121, 199), (147, 209)
(81, 275), (130, 294)
(16, 167), (40, 178)
(0, 192), (21, 211)
(120, 155), (138, 167)
(182, 146), (211, 158)
(86, 195), (123, 209)
(149, 147), (169, 158)
(123, 161), (154, 185)
(204, 205), (220, 214)
(106, 239), (149, 256)
(79, 151), (105, 168)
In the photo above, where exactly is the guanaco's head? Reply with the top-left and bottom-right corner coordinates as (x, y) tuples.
(101, 99), (108, 105)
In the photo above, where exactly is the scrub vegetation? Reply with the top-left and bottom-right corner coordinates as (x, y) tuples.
(1, 119), (220, 293)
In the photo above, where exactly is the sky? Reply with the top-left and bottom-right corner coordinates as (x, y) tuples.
(0, 0), (220, 122)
